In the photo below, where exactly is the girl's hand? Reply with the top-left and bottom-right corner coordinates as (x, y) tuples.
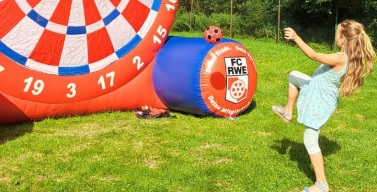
(284, 27), (297, 41)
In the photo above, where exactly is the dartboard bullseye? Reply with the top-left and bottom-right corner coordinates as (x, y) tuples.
(0, 0), (178, 104)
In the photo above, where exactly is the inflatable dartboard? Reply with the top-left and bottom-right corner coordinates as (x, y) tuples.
(0, 0), (178, 124)
(153, 36), (257, 118)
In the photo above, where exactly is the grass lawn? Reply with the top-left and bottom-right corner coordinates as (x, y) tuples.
(1, 34), (376, 191)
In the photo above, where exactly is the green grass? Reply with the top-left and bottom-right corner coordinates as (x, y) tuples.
(1, 36), (376, 191)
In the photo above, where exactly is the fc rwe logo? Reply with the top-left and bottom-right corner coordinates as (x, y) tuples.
(224, 57), (248, 103)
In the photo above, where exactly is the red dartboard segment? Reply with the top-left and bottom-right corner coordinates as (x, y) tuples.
(87, 27), (115, 63)
(29, 30), (65, 66)
(49, 1), (71, 26)
(26, 0), (40, 8)
(110, 0), (122, 7)
(83, 0), (103, 26)
(122, 0), (150, 32)
(0, 0), (179, 104)
(0, 1), (25, 39)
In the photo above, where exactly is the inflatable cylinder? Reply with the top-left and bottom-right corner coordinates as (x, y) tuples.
(153, 36), (257, 117)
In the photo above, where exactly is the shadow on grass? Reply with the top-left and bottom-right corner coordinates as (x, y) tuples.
(0, 123), (34, 145)
(170, 99), (257, 118)
(271, 136), (341, 181)
(239, 99), (257, 116)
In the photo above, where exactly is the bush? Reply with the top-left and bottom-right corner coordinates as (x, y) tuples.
(171, 9), (191, 32)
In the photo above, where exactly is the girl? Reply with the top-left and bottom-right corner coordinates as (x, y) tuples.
(272, 20), (375, 192)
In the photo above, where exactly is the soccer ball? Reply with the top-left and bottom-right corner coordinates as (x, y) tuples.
(204, 26), (222, 44)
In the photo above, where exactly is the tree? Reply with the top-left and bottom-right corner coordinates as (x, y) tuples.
(280, 0), (376, 46)
(174, 0), (376, 47)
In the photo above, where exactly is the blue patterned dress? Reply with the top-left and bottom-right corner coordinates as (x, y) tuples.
(297, 53), (348, 129)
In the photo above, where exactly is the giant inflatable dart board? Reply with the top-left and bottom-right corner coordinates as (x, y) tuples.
(0, 0), (178, 124)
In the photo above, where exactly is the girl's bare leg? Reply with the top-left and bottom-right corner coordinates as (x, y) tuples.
(305, 152), (329, 192)
(275, 86), (298, 121)
(284, 86), (299, 115)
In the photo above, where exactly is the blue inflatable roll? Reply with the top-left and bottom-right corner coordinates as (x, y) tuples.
(153, 36), (258, 117)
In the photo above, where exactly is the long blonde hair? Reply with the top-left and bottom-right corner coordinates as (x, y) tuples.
(338, 20), (376, 97)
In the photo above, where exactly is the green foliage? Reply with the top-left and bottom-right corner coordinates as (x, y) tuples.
(236, 0), (264, 37)
(171, 10), (210, 32)
(207, 13), (231, 31)
(1, 36), (376, 191)
(175, 0), (377, 48)
(171, 9), (191, 32)
(173, 0), (273, 39)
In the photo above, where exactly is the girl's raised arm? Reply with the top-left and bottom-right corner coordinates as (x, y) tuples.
(284, 27), (346, 69)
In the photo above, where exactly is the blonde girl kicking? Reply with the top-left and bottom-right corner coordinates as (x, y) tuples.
(272, 19), (376, 192)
